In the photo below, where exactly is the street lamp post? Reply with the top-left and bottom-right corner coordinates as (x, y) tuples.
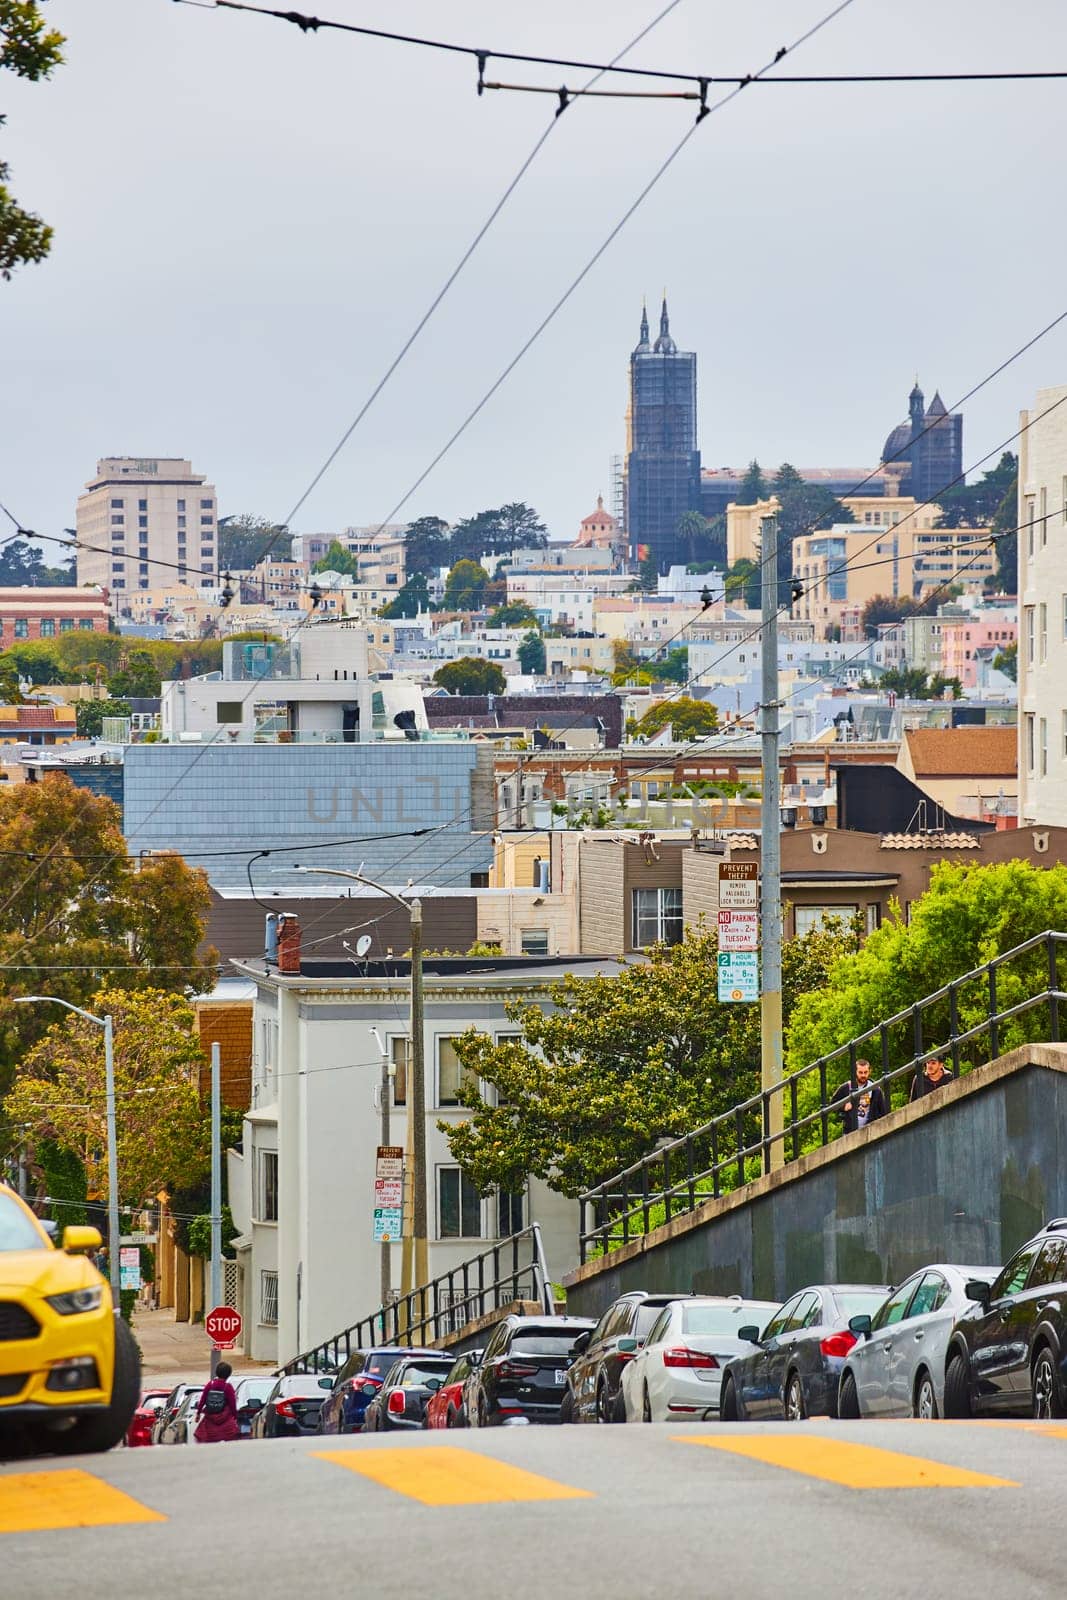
(13, 996), (120, 1308)
(294, 867), (427, 1297)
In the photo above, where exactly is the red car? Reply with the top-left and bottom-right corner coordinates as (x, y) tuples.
(423, 1349), (482, 1430)
(126, 1389), (171, 1447)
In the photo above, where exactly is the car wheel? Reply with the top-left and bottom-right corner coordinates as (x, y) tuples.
(642, 1386), (653, 1424)
(1032, 1348), (1065, 1420)
(838, 1371), (860, 1420)
(719, 1376), (739, 1422)
(914, 1371), (938, 1420)
(559, 1388), (574, 1425)
(784, 1373), (806, 1422)
(477, 1395), (489, 1429)
(943, 1353), (972, 1419)
(610, 1385), (627, 1425)
(44, 1316), (142, 1456)
(595, 1379), (614, 1424)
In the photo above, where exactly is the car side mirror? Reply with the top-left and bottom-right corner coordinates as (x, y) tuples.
(617, 1337), (639, 1354)
(63, 1225), (103, 1255)
(424, 1377), (443, 1392)
(737, 1325), (761, 1344)
(319, 1377), (334, 1390)
(41, 1218), (58, 1240)
(965, 1279), (993, 1307)
(467, 1351), (482, 1368)
(570, 1331), (591, 1355)
(849, 1314), (872, 1339)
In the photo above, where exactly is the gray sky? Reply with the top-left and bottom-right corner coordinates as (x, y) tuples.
(3, 0), (1066, 557)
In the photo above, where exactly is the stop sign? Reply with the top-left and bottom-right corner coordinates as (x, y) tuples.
(205, 1305), (243, 1348)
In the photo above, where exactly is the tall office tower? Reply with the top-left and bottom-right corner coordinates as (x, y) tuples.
(76, 458), (218, 595)
(880, 381), (963, 502)
(625, 299), (702, 572)
(1018, 384), (1067, 826)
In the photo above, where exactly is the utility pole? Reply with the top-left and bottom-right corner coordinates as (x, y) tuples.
(759, 513), (784, 1172)
(371, 1027), (393, 1307)
(210, 1040), (221, 1378)
(408, 899), (428, 1292)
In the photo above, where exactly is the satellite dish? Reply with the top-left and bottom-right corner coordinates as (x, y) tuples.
(355, 935), (373, 958)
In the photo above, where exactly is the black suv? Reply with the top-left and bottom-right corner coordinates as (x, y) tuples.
(563, 1291), (684, 1424)
(944, 1219), (1067, 1419)
(466, 1314), (595, 1427)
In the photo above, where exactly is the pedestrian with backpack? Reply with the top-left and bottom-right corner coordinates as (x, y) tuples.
(194, 1360), (239, 1443)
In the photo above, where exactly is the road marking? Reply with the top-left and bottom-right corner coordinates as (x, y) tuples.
(0, 1470), (166, 1535)
(315, 1446), (594, 1506)
(676, 1435), (1018, 1489)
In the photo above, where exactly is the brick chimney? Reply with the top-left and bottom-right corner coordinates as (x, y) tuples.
(276, 912), (302, 974)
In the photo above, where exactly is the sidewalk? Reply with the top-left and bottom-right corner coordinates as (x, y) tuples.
(133, 1307), (275, 1390)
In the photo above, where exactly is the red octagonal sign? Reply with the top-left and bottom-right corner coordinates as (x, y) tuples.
(205, 1305), (243, 1348)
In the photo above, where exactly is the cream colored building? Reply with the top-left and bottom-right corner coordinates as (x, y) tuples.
(76, 458), (217, 598)
(1018, 384), (1067, 825)
(792, 521), (995, 636)
(728, 492), (966, 569)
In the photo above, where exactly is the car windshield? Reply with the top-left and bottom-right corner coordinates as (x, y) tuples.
(681, 1303), (778, 1336)
(237, 1380), (275, 1401)
(509, 1332), (582, 1357)
(399, 1363), (452, 1389)
(833, 1291), (888, 1320)
(0, 1194), (45, 1253)
(635, 1303), (673, 1339)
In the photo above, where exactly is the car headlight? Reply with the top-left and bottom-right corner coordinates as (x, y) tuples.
(46, 1286), (105, 1315)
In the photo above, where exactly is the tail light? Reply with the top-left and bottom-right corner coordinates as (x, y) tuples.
(350, 1376), (379, 1393)
(820, 1331), (857, 1359)
(275, 1399), (298, 1419)
(662, 1347), (719, 1369)
(387, 1388), (406, 1415)
(497, 1361), (538, 1380)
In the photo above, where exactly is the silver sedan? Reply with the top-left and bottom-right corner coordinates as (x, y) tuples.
(838, 1264), (997, 1420)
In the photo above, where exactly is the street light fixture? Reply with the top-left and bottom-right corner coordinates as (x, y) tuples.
(13, 996), (120, 1308)
(293, 866), (427, 1298)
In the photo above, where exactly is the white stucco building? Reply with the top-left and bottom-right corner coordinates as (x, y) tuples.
(1018, 384), (1067, 825)
(227, 943), (624, 1364)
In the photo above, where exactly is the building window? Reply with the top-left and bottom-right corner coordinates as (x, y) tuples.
(437, 1037), (469, 1106)
(177, 499), (185, 511)
(1040, 604), (1047, 663)
(865, 903), (882, 935)
(795, 905), (859, 936)
(438, 1167), (482, 1239)
(201, 515), (214, 526)
(520, 928), (549, 956)
(631, 886), (683, 948)
(14, 619), (28, 638)
(111, 514), (124, 525)
(138, 516), (148, 528)
(39, 618), (55, 637)
(111, 498), (123, 508)
(1040, 718), (1048, 777)
(1025, 713), (1035, 773)
(217, 701), (243, 724)
(1040, 486), (1048, 546)
(79, 619), (94, 630)
(201, 546), (215, 558)
(260, 1270), (278, 1326)
(138, 499), (148, 511)
(390, 1036), (409, 1106)
(1026, 498), (1036, 558)
(178, 516), (186, 529)
(259, 1150), (278, 1221)
(1025, 607), (1035, 667)
(200, 498), (213, 509)
(1062, 710), (1067, 760)
(497, 1188), (525, 1237)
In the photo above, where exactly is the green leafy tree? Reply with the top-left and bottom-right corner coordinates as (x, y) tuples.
(312, 539), (359, 578)
(934, 452), (1017, 530)
(736, 460), (767, 506)
(217, 514), (290, 570)
(1, 1), (64, 279)
(724, 558), (760, 608)
(496, 502), (548, 551)
(773, 485), (854, 588)
(402, 516), (451, 576)
(75, 696), (131, 738)
(772, 463), (805, 493)
(638, 551), (658, 592)
(107, 649), (161, 699)
(488, 601), (538, 628)
(860, 592), (938, 636)
(993, 641), (1017, 681)
(443, 927), (851, 1196)
(0, 536), (73, 584)
(380, 573), (431, 618)
(860, 666), (961, 699)
(635, 695), (718, 741)
(442, 559), (489, 611)
(676, 510), (711, 565)
(654, 646), (689, 684)
(517, 631), (546, 674)
(432, 657), (506, 696)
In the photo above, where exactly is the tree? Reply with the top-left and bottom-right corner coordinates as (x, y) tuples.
(517, 631), (546, 674)
(0, 776), (216, 1101)
(736, 460), (767, 506)
(402, 515), (451, 577)
(312, 539), (359, 578)
(654, 647), (689, 684)
(380, 573), (431, 618)
(496, 503), (548, 551)
(724, 558), (760, 608)
(772, 462), (805, 494)
(990, 471), (1020, 590)
(0, 536), (73, 584)
(676, 510), (711, 565)
(107, 650), (161, 699)
(860, 666), (961, 700)
(442, 926), (852, 1196)
(432, 658), (506, 696)
(774, 485), (854, 589)
(488, 601), (538, 628)
(75, 697), (131, 738)
(217, 514), (290, 571)
(5, 987), (212, 1205)
(934, 452), (1017, 530)
(993, 642), (1017, 681)
(638, 551), (658, 592)
(635, 696), (718, 741)
(1, 1), (64, 280)
(442, 559), (489, 612)
(860, 592), (938, 636)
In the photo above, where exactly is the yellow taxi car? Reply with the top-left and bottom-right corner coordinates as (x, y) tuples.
(0, 1182), (140, 1454)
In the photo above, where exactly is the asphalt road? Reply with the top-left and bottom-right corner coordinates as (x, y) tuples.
(3, 1419), (1065, 1599)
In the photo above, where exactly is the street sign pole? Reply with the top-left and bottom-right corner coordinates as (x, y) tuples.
(209, 1041), (222, 1378)
(759, 513), (784, 1173)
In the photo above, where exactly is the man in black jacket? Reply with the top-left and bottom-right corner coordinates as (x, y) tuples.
(831, 1058), (887, 1134)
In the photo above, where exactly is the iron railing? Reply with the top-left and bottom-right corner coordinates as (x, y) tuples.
(579, 929), (1067, 1262)
(279, 1223), (554, 1376)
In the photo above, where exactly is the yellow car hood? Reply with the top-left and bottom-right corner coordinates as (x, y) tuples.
(0, 1249), (103, 1297)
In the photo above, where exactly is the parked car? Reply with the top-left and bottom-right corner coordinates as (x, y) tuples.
(152, 1382), (202, 1446)
(620, 1296), (780, 1422)
(424, 1349), (483, 1429)
(125, 1389), (170, 1448)
(467, 1315), (596, 1428)
(838, 1265), (998, 1420)
(232, 1376), (278, 1439)
(158, 1386), (202, 1445)
(941, 1220), (1067, 1419)
(362, 1354), (455, 1432)
(563, 1292), (688, 1424)
(719, 1284), (890, 1421)
(251, 1373), (333, 1439)
(317, 1346), (440, 1434)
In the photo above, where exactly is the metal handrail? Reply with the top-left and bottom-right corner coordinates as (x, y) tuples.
(278, 1223), (554, 1376)
(579, 929), (1067, 1262)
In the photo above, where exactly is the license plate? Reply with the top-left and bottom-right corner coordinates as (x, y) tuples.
(554, 1371), (566, 1385)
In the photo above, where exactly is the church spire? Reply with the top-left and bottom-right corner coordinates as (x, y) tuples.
(653, 294), (677, 354)
(634, 300), (651, 354)
(909, 378), (925, 434)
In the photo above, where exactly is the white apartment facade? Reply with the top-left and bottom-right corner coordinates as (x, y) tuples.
(1018, 384), (1067, 825)
(76, 457), (217, 598)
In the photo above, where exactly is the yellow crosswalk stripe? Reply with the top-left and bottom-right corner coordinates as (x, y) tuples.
(676, 1434), (1018, 1489)
(315, 1446), (594, 1506)
(0, 1470), (166, 1535)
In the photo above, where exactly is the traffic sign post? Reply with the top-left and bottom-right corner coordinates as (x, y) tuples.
(717, 951), (760, 1003)
(718, 861), (758, 908)
(717, 908), (759, 952)
(205, 1305), (243, 1350)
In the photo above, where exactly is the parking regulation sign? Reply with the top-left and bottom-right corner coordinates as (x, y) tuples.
(373, 1207), (402, 1243)
(718, 908), (759, 951)
(717, 951), (759, 1003)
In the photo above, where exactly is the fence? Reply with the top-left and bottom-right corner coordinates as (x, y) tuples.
(279, 1224), (554, 1376)
(579, 929), (1067, 1263)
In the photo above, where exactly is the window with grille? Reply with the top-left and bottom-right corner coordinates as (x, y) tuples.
(631, 887), (682, 947)
(497, 1188), (525, 1237)
(438, 1167), (482, 1238)
(260, 1271), (278, 1326)
(520, 928), (549, 956)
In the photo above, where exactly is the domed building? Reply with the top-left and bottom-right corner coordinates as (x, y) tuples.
(880, 380), (962, 502)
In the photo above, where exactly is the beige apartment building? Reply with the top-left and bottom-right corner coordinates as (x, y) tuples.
(1018, 384), (1067, 825)
(727, 493), (949, 568)
(76, 457), (217, 599)
(792, 522), (995, 636)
